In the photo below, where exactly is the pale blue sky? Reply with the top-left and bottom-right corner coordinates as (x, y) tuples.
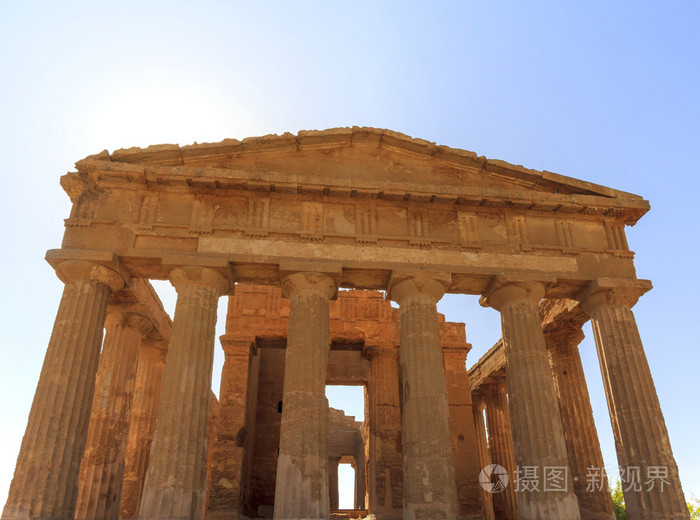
(1, 0), (698, 509)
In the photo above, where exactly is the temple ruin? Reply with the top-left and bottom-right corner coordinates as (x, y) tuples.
(1, 128), (690, 520)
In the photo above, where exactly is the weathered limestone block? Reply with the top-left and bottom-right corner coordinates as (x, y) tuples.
(471, 395), (495, 520)
(208, 336), (259, 520)
(388, 270), (459, 520)
(354, 447), (367, 510)
(442, 345), (485, 520)
(482, 380), (518, 520)
(2, 258), (123, 520)
(206, 392), (220, 509)
(363, 341), (403, 520)
(273, 271), (337, 520)
(329, 457), (341, 510)
(481, 279), (580, 520)
(580, 280), (689, 520)
(138, 266), (229, 520)
(75, 309), (153, 520)
(545, 318), (615, 520)
(118, 339), (167, 519)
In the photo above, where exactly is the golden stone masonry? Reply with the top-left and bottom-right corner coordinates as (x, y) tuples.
(2, 128), (690, 520)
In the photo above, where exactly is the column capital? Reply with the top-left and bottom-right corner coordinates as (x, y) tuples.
(53, 260), (125, 292)
(105, 307), (156, 335)
(280, 270), (339, 300)
(577, 278), (652, 315)
(471, 391), (486, 410)
(138, 337), (169, 361)
(168, 265), (230, 296)
(46, 249), (128, 292)
(544, 321), (585, 352)
(483, 376), (508, 396)
(219, 335), (257, 357)
(387, 269), (451, 306)
(362, 339), (399, 361)
(479, 274), (552, 311)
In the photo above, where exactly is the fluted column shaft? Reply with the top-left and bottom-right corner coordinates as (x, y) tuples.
(138, 266), (229, 520)
(363, 342), (403, 520)
(118, 340), (167, 519)
(388, 270), (458, 520)
(443, 347), (484, 519)
(472, 395), (495, 520)
(482, 280), (580, 520)
(273, 272), (337, 520)
(2, 260), (123, 520)
(581, 285), (689, 520)
(208, 337), (257, 520)
(329, 457), (340, 510)
(547, 329), (615, 520)
(483, 381), (518, 520)
(75, 310), (153, 520)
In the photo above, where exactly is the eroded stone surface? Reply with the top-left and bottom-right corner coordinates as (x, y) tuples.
(3, 129), (689, 520)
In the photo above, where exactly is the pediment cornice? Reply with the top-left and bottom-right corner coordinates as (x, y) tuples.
(68, 127), (649, 224)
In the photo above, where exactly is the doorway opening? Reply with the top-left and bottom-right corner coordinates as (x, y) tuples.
(326, 385), (366, 511)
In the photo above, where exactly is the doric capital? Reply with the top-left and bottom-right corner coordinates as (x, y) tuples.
(138, 337), (169, 361)
(544, 322), (585, 352)
(280, 271), (339, 300)
(219, 335), (257, 357)
(577, 278), (652, 315)
(387, 269), (451, 306)
(362, 339), (399, 361)
(472, 391), (486, 411)
(105, 308), (155, 336)
(46, 249), (127, 292)
(483, 376), (508, 397)
(479, 275), (551, 311)
(168, 265), (230, 296)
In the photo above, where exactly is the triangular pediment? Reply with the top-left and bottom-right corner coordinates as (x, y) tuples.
(73, 127), (648, 223)
(79, 127), (641, 198)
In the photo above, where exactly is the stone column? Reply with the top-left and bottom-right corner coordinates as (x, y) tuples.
(2, 257), (124, 520)
(138, 266), (229, 520)
(75, 309), (153, 520)
(329, 457), (341, 510)
(208, 336), (258, 520)
(273, 271), (337, 520)
(472, 394), (495, 520)
(387, 270), (459, 520)
(354, 453), (367, 510)
(362, 341), (403, 520)
(579, 280), (689, 520)
(442, 345), (485, 519)
(118, 338), (167, 519)
(482, 380), (518, 520)
(546, 323), (615, 520)
(481, 278), (580, 520)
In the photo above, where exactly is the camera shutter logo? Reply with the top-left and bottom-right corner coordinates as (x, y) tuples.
(479, 464), (509, 493)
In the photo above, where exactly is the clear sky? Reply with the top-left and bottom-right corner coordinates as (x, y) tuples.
(1, 0), (698, 509)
